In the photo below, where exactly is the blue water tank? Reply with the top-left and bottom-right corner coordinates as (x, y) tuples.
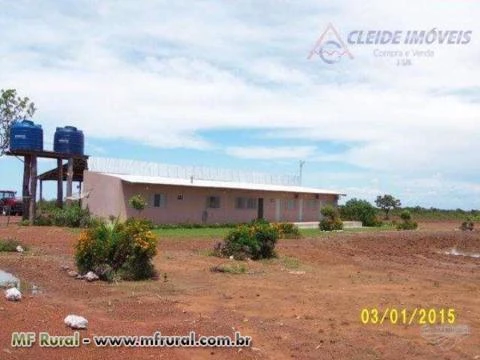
(9, 120), (44, 151)
(54, 126), (84, 155)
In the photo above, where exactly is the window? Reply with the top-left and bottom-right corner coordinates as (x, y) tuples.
(153, 193), (167, 208)
(235, 197), (257, 209)
(307, 199), (318, 209)
(235, 197), (246, 209)
(284, 199), (296, 210)
(177, 194), (184, 200)
(207, 196), (221, 209)
(247, 198), (257, 209)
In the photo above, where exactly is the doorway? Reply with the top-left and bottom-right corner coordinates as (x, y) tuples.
(257, 198), (264, 220)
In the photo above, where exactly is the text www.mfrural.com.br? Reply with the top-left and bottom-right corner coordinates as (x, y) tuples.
(12, 331), (252, 348)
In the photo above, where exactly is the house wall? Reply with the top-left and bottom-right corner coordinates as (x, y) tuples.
(83, 172), (339, 224)
(122, 182), (338, 224)
(82, 172), (127, 219)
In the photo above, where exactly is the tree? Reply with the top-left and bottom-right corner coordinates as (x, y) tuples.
(375, 194), (401, 220)
(0, 89), (36, 155)
(340, 198), (379, 227)
(128, 194), (147, 217)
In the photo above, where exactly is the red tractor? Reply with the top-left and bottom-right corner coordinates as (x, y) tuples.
(0, 190), (23, 216)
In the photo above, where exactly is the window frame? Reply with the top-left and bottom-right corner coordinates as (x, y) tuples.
(153, 193), (167, 208)
(235, 197), (257, 210)
(206, 195), (221, 209)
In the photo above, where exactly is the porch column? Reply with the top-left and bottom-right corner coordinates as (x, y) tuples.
(298, 198), (304, 222)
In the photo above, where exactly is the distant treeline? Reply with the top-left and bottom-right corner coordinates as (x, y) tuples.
(388, 206), (479, 221)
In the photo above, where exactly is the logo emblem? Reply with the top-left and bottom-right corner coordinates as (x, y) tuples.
(308, 23), (353, 64)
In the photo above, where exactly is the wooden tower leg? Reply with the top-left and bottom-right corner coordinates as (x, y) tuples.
(22, 155), (31, 221)
(29, 155), (37, 223)
(57, 158), (63, 208)
(66, 158), (73, 206)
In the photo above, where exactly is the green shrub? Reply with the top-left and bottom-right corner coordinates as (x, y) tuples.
(273, 222), (301, 239)
(396, 211), (418, 230)
(37, 200), (57, 213)
(0, 238), (26, 252)
(33, 214), (52, 226)
(215, 221), (279, 260)
(126, 217), (154, 230)
(400, 210), (412, 221)
(155, 223), (238, 229)
(75, 218), (158, 281)
(319, 218), (343, 231)
(460, 219), (474, 231)
(340, 198), (381, 227)
(35, 202), (94, 228)
(396, 221), (418, 230)
(19, 220), (30, 226)
(319, 205), (343, 231)
(128, 194), (147, 216)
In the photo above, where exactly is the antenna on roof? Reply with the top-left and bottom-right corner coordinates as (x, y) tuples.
(299, 160), (306, 185)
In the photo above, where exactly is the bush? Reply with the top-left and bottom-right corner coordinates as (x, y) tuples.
(126, 217), (154, 230)
(215, 221), (279, 260)
(128, 194), (147, 216)
(460, 219), (474, 231)
(0, 238), (26, 252)
(75, 218), (158, 281)
(396, 210), (418, 230)
(35, 202), (94, 228)
(319, 205), (343, 231)
(396, 221), (418, 230)
(33, 214), (53, 226)
(340, 198), (380, 227)
(273, 222), (301, 239)
(400, 210), (412, 221)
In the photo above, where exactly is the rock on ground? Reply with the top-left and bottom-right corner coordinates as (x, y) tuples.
(5, 288), (22, 301)
(84, 271), (99, 282)
(67, 270), (78, 277)
(64, 315), (88, 329)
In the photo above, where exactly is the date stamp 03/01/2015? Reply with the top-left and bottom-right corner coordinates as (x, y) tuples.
(360, 308), (456, 326)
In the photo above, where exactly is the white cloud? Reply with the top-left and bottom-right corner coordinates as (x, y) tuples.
(0, 0), (479, 207)
(226, 146), (317, 160)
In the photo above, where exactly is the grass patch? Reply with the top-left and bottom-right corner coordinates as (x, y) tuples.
(153, 224), (396, 239)
(153, 227), (231, 239)
(197, 249), (216, 257)
(210, 263), (247, 274)
(0, 238), (25, 252)
(282, 256), (301, 269)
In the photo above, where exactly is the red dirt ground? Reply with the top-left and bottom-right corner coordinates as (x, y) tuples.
(0, 220), (479, 360)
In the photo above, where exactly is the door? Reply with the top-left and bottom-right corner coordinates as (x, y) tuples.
(257, 198), (264, 220)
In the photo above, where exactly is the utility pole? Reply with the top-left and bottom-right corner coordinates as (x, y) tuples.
(299, 160), (305, 185)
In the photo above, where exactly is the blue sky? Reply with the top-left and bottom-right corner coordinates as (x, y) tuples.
(0, 0), (479, 209)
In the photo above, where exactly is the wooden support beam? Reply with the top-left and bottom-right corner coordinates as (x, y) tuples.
(29, 155), (37, 223)
(57, 158), (63, 208)
(66, 158), (74, 206)
(22, 155), (31, 221)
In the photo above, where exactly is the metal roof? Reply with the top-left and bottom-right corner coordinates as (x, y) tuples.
(100, 172), (345, 195)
